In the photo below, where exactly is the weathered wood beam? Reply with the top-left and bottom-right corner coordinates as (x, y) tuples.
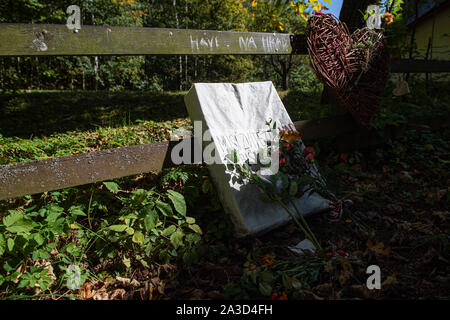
(1, 24), (448, 73)
(1, 114), (448, 201)
(0, 23), (293, 56)
(0, 142), (171, 200)
(0, 117), (358, 200)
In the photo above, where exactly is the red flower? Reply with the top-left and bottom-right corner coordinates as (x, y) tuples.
(304, 146), (315, 155)
(279, 157), (287, 166)
(303, 147), (316, 163)
(271, 293), (279, 300)
(304, 147), (316, 162)
(340, 153), (348, 163)
(337, 250), (347, 257)
(284, 143), (293, 151)
(382, 12), (394, 24)
(305, 153), (315, 163)
(262, 254), (276, 267)
(326, 252), (333, 260)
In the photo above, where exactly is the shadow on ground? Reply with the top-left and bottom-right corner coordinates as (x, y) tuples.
(0, 90), (332, 139)
(0, 91), (188, 138)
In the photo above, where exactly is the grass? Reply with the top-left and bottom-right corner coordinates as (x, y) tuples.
(0, 91), (193, 164)
(0, 91), (188, 139)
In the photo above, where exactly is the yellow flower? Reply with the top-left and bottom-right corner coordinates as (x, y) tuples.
(279, 129), (302, 142)
(313, 3), (323, 12)
(272, 21), (284, 31)
(252, 0), (257, 7)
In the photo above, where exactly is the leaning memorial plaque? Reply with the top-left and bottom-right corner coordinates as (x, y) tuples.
(184, 82), (330, 237)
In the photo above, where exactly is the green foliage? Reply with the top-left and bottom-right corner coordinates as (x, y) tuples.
(0, 0), (259, 92)
(0, 0), (150, 92)
(0, 174), (204, 297)
(245, 0), (310, 90)
(374, 79), (450, 131)
(289, 57), (323, 94)
(0, 0), (325, 92)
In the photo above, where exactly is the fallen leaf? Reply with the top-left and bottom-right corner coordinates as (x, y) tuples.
(382, 275), (397, 288)
(338, 257), (353, 286)
(80, 281), (93, 299)
(93, 291), (109, 300)
(366, 240), (391, 256)
(110, 288), (126, 300)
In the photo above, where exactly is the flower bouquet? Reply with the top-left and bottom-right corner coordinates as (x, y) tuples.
(229, 120), (341, 253)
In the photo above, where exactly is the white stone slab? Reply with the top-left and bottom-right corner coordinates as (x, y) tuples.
(184, 81), (330, 237)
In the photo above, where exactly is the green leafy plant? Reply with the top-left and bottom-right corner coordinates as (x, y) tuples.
(0, 172), (204, 298)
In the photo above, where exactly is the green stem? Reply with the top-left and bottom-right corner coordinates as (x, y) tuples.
(87, 188), (94, 230)
(276, 198), (321, 251)
(289, 199), (322, 252)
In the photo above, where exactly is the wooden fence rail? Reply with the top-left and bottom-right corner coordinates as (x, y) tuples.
(0, 24), (293, 56)
(1, 24), (449, 201)
(1, 24), (450, 72)
(2, 114), (449, 201)
(0, 116), (357, 200)
(390, 59), (450, 73)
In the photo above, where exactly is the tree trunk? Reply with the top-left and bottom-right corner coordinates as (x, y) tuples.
(144, 0), (152, 89)
(194, 57), (198, 79)
(173, 0), (183, 91)
(281, 60), (289, 90)
(94, 56), (99, 91)
(35, 57), (39, 90)
(406, 0), (419, 82)
(185, 0), (188, 87)
(282, 73), (289, 91)
(270, 56), (292, 91)
(0, 59), (3, 90)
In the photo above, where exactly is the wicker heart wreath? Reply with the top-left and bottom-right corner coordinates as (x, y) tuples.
(307, 12), (390, 127)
